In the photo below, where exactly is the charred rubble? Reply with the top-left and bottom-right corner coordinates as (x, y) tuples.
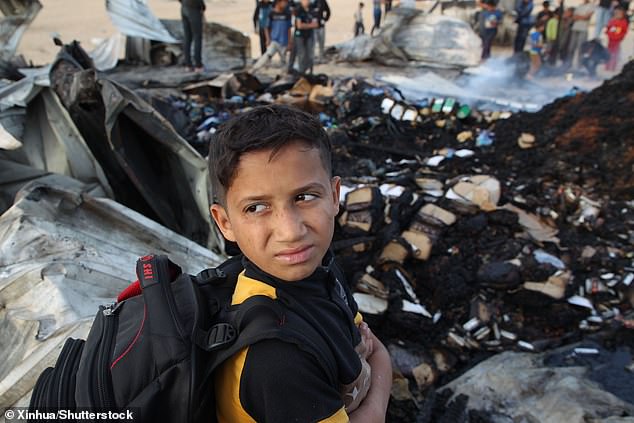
(162, 63), (634, 421)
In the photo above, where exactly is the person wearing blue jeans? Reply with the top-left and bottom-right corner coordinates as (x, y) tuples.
(371, 0), (382, 35)
(514, 0), (534, 53)
(294, 0), (318, 74)
(254, 0), (273, 55)
(480, 0), (503, 60)
(594, 0), (614, 39)
(180, 0), (206, 71)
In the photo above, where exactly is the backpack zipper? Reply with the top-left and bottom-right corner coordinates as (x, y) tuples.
(57, 339), (84, 408)
(97, 303), (120, 409)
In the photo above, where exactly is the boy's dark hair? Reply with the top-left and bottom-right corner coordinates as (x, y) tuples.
(360, 2), (364, 7)
(209, 104), (332, 205)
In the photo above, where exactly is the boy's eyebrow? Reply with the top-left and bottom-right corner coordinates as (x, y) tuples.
(292, 182), (328, 194)
(237, 182), (328, 206)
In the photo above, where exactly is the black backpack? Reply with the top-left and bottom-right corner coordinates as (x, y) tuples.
(28, 254), (337, 422)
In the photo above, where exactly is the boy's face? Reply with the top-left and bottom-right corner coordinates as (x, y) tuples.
(614, 9), (625, 18)
(211, 141), (341, 282)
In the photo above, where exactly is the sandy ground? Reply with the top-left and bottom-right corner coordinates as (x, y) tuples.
(15, 0), (634, 66)
(12, 0), (634, 106)
(16, 0), (401, 66)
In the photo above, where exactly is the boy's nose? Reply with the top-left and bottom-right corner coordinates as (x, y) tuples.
(273, 206), (308, 242)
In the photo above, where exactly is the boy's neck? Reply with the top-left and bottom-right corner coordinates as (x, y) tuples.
(242, 251), (334, 284)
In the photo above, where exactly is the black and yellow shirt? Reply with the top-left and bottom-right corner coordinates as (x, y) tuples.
(215, 257), (363, 422)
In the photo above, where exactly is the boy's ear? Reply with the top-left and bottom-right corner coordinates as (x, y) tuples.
(210, 204), (237, 242)
(330, 176), (341, 215)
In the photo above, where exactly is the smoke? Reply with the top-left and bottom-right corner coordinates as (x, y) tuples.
(378, 56), (606, 112)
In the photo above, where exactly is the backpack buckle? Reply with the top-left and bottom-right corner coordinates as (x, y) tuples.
(197, 268), (226, 284)
(205, 323), (237, 351)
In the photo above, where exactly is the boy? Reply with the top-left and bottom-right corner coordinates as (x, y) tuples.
(251, 0), (293, 73)
(480, 0), (503, 60)
(605, 6), (629, 71)
(293, 0), (319, 74)
(209, 104), (392, 422)
(536, 1), (552, 28)
(544, 8), (559, 59)
(354, 2), (365, 36)
(528, 21), (545, 76)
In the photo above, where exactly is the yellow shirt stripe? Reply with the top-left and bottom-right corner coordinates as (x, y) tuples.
(319, 406), (349, 423)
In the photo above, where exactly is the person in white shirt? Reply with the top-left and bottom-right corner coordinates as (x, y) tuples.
(568, 0), (595, 68)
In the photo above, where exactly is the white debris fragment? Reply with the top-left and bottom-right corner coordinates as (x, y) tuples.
(533, 249), (566, 270)
(353, 293), (388, 315)
(426, 155), (445, 167)
(574, 348), (600, 355)
(402, 300), (432, 318)
(454, 149), (475, 158)
(568, 295), (594, 310)
(379, 184), (406, 198)
(463, 317), (480, 332)
(394, 269), (419, 303)
(517, 340), (535, 351)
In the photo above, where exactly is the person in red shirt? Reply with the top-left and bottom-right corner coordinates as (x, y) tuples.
(605, 7), (629, 71)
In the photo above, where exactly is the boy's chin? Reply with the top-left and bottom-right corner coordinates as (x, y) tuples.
(264, 262), (320, 282)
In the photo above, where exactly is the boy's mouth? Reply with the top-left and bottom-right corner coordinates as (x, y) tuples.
(274, 245), (315, 265)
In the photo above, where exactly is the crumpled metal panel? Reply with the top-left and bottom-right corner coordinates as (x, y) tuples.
(0, 0), (42, 61)
(392, 13), (481, 68)
(335, 8), (481, 69)
(99, 78), (219, 249)
(0, 181), (223, 408)
(0, 86), (113, 198)
(48, 41), (222, 250)
(105, 0), (178, 43)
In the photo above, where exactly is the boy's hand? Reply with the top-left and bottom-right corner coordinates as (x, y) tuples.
(355, 322), (374, 360)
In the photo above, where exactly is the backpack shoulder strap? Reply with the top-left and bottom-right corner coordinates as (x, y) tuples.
(196, 254), (244, 286)
(198, 294), (337, 392)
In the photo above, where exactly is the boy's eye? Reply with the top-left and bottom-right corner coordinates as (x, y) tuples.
(296, 193), (318, 202)
(245, 204), (268, 214)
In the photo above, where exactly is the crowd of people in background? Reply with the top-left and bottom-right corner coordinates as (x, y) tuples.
(479, 0), (631, 77)
(180, 0), (630, 78)
(249, 0), (396, 75)
(249, 0), (331, 75)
